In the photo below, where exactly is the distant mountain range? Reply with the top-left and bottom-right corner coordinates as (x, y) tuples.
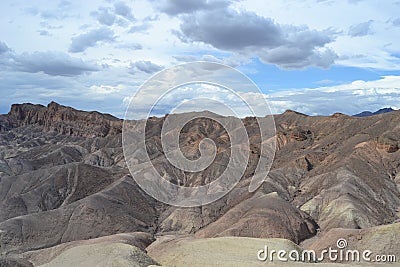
(353, 107), (395, 117)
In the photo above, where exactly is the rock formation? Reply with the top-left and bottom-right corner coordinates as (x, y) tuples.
(0, 102), (399, 265)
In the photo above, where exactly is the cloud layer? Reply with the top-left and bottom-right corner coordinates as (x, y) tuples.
(1, 0), (399, 117)
(0, 42), (98, 76)
(123, 76), (400, 118)
(177, 8), (337, 69)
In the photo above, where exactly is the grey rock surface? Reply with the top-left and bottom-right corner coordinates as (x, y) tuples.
(0, 102), (398, 265)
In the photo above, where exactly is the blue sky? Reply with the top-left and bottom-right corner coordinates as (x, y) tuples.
(1, 0), (400, 117)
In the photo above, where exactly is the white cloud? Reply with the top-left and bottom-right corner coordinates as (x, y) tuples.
(348, 20), (374, 37)
(123, 83), (271, 119)
(267, 76), (400, 115)
(90, 84), (125, 94)
(315, 79), (334, 84)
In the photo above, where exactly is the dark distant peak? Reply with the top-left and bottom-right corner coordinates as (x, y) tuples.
(354, 111), (373, 117)
(375, 107), (394, 114)
(353, 107), (395, 117)
(282, 109), (308, 116)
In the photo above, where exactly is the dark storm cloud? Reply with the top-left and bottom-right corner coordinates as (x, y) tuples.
(0, 42), (98, 76)
(158, 0), (231, 15)
(114, 1), (135, 21)
(69, 27), (115, 53)
(180, 9), (283, 50)
(259, 46), (337, 69)
(348, 20), (374, 37)
(130, 60), (163, 74)
(259, 27), (338, 69)
(178, 9), (337, 69)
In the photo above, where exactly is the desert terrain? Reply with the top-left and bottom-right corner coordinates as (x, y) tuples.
(0, 102), (399, 266)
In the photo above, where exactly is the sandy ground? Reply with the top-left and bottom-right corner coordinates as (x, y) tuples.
(147, 236), (399, 267)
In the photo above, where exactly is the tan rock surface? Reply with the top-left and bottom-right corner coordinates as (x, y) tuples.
(304, 223), (400, 263)
(39, 242), (158, 267)
(22, 232), (154, 266)
(148, 236), (397, 267)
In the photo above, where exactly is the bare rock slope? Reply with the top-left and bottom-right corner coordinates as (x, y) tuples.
(0, 102), (399, 265)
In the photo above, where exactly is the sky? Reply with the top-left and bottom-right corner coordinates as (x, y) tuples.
(1, 0), (400, 117)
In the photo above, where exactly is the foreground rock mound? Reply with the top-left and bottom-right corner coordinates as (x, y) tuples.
(147, 236), (302, 267)
(39, 243), (158, 267)
(305, 223), (400, 262)
(148, 236), (396, 266)
(196, 192), (317, 243)
(22, 232), (155, 266)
